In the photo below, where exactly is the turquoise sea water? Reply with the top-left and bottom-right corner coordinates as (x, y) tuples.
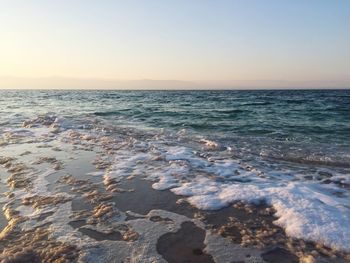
(1, 89), (349, 168)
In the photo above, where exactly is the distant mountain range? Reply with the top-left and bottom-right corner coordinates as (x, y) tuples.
(0, 77), (349, 89)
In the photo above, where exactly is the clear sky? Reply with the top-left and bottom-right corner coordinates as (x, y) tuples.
(0, 0), (349, 89)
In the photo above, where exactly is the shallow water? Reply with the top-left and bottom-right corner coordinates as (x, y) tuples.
(0, 89), (349, 262)
(1, 90), (350, 166)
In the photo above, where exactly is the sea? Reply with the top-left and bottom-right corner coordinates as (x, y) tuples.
(0, 89), (349, 260)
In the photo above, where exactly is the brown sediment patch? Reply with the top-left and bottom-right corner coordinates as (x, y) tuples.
(61, 131), (99, 152)
(88, 202), (119, 224)
(70, 208), (92, 222)
(103, 177), (118, 191)
(72, 145), (95, 152)
(22, 115), (57, 128)
(65, 130), (96, 142)
(0, 225), (79, 262)
(217, 221), (242, 243)
(72, 198), (121, 226)
(79, 134), (96, 142)
(58, 174), (90, 188)
(98, 136), (122, 154)
(5, 162), (32, 189)
(0, 205), (23, 240)
(59, 174), (125, 228)
(22, 195), (71, 209)
(4, 192), (14, 199)
(58, 174), (115, 205)
(0, 157), (14, 166)
(0, 181), (79, 262)
(7, 172), (32, 189)
(157, 221), (214, 263)
(205, 201), (284, 249)
(32, 157), (58, 164)
(65, 130), (81, 140)
(92, 157), (111, 170)
(2, 132), (27, 142)
(84, 190), (114, 203)
(32, 157), (63, 170)
(7, 163), (29, 174)
(121, 228), (139, 242)
(103, 177), (129, 193)
(92, 202), (116, 219)
(2, 162), (12, 169)
(58, 175), (99, 199)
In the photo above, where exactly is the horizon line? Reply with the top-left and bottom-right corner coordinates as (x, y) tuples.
(1, 76), (350, 89)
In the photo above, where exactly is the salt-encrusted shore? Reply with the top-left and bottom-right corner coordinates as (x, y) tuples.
(0, 115), (349, 262)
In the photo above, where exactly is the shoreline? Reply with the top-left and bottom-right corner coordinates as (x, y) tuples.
(0, 125), (349, 262)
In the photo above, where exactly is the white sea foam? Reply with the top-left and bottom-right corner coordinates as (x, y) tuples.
(174, 177), (350, 249)
(169, 157), (350, 251)
(104, 151), (149, 183)
(106, 142), (350, 252)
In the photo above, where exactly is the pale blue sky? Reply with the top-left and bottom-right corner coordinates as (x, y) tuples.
(0, 0), (349, 88)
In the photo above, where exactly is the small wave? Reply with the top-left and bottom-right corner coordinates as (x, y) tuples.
(260, 150), (350, 168)
(239, 101), (272, 106)
(213, 109), (245, 114)
(94, 110), (131, 116)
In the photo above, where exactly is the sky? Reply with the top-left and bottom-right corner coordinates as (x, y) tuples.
(0, 0), (349, 89)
